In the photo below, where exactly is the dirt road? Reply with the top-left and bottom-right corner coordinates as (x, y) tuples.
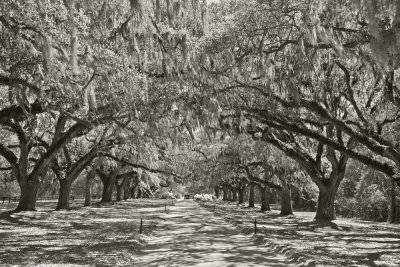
(134, 200), (294, 267)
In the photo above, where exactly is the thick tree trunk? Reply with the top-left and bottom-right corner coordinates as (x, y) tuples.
(248, 184), (255, 207)
(238, 188), (244, 204)
(223, 187), (228, 201)
(56, 179), (72, 210)
(260, 186), (270, 212)
(280, 180), (293, 215)
(16, 179), (39, 211)
(101, 173), (116, 203)
(313, 151), (348, 221)
(137, 188), (142, 198)
(315, 185), (338, 221)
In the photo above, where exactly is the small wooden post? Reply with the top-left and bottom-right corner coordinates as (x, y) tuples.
(139, 218), (143, 234)
(254, 218), (257, 234)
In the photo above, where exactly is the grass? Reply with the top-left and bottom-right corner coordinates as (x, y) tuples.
(200, 200), (400, 267)
(0, 199), (168, 266)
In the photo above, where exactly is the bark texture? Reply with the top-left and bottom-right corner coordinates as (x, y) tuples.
(238, 188), (244, 204)
(16, 179), (38, 211)
(56, 179), (72, 210)
(280, 180), (293, 215)
(260, 186), (270, 212)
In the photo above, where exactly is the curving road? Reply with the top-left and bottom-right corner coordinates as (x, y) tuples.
(134, 200), (295, 267)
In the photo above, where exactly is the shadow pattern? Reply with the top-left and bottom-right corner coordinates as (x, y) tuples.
(133, 201), (295, 267)
(0, 199), (162, 266)
(201, 201), (400, 267)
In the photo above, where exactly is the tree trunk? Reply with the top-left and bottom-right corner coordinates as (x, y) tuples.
(116, 181), (123, 201)
(260, 186), (270, 212)
(215, 187), (220, 198)
(280, 180), (293, 215)
(315, 185), (338, 221)
(56, 179), (72, 210)
(123, 180), (130, 200)
(137, 188), (142, 198)
(116, 176), (128, 201)
(101, 172), (116, 203)
(223, 187), (228, 201)
(84, 169), (96, 207)
(238, 188), (244, 204)
(248, 184), (255, 207)
(16, 179), (39, 211)
(313, 151), (348, 221)
(84, 177), (92, 207)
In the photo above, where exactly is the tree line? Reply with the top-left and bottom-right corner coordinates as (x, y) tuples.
(1, 0), (400, 224)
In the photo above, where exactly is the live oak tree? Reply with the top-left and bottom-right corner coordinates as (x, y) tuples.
(50, 126), (121, 210)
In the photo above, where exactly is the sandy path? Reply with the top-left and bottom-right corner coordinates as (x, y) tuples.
(134, 200), (294, 267)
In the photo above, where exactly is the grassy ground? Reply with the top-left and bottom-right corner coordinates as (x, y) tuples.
(0, 199), (170, 266)
(200, 200), (400, 267)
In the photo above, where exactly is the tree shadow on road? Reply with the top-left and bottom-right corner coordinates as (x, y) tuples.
(0, 199), (163, 266)
(204, 200), (400, 266)
(134, 201), (295, 266)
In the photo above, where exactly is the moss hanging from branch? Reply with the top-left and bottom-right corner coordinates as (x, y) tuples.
(155, 0), (161, 20)
(201, 0), (208, 35)
(42, 34), (53, 70)
(70, 28), (79, 74)
(353, 0), (400, 67)
(166, 0), (172, 26)
(88, 85), (97, 112)
(81, 74), (97, 113)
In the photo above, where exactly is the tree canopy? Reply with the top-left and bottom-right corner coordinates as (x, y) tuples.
(0, 0), (399, 223)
